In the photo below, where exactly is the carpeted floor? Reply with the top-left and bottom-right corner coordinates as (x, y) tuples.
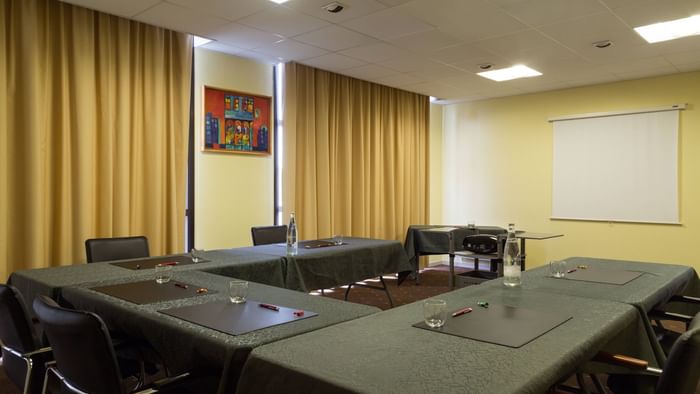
(314, 264), (466, 310)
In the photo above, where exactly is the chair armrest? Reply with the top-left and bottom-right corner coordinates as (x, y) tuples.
(134, 372), (191, 393)
(593, 352), (662, 376)
(670, 295), (700, 304)
(649, 309), (694, 324)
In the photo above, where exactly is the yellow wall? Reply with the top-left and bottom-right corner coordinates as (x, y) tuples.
(194, 49), (274, 249)
(440, 71), (700, 271)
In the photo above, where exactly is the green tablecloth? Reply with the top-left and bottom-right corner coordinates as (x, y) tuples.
(237, 284), (653, 394)
(232, 237), (412, 292)
(8, 250), (286, 311)
(501, 256), (699, 367)
(60, 270), (379, 393)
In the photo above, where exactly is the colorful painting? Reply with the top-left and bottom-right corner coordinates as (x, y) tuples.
(202, 86), (271, 155)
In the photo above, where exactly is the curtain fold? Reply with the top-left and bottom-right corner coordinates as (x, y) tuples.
(282, 62), (429, 242)
(0, 0), (192, 280)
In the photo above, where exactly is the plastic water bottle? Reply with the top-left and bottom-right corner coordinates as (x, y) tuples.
(503, 223), (521, 287)
(286, 213), (298, 256)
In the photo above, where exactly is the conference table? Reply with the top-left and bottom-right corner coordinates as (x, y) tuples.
(60, 270), (380, 393)
(505, 256), (699, 367)
(231, 237), (412, 292)
(9, 237), (411, 310)
(8, 250), (287, 310)
(236, 282), (656, 394)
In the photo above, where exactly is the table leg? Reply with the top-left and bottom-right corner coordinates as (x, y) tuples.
(520, 239), (527, 271)
(449, 253), (455, 289)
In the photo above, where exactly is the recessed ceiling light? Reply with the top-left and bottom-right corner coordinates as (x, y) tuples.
(193, 36), (213, 47)
(477, 65), (542, 82)
(592, 40), (613, 49)
(634, 14), (700, 43)
(269, 0), (289, 4)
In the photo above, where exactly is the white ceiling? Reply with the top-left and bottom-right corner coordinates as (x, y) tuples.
(61, 0), (700, 103)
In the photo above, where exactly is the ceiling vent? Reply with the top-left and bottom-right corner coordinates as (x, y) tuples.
(322, 2), (344, 13)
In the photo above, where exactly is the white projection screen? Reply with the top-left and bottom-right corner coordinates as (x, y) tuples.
(551, 108), (680, 224)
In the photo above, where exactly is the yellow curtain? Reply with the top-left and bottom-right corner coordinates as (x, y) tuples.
(0, 0), (192, 280)
(283, 62), (429, 242)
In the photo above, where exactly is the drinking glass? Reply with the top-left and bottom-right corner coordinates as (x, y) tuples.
(549, 260), (567, 278)
(155, 263), (173, 284)
(332, 234), (343, 246)
(423, 299), (447, 328)
(229, 280), (249, 304)
(190, 248), (203, 263)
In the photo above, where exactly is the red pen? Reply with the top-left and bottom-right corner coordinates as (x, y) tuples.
(159, 262), (178, 266)
(451, 307), (473, 317)
(567, 268), (577, 274)
(174, 283), (188, 289)
(259, 303), (280, 312)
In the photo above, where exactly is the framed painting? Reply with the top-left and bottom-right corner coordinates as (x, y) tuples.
(202, 86), (272, 155)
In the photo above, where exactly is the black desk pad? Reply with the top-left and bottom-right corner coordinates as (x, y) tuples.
(413, 304), (571, 348)
(159, 300), (318, 336)
(109, 255), (208, 270)
(301, 240), (344, 249)
(563, 268), (643, 285)
(92, 280), (212, 304)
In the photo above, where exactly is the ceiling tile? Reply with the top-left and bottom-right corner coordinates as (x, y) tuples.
(240, 6), (330, 37)
(608, 0), (700, 27)
(340, 64), (397, 80)
(389, 29), (464, 53)
(597, 56), (675, 74)
(372, 73), (425, 87)
(340, 7), (435, 40)
(538, 12), (647, 60)
(492, 0), (608, 27)
(663, 49), (700, 66)
(234, 49), (284, 64)
(167, 0), (273, 21)
(199, 42), (247, 56)
(432, 43), (504, 66)
(253, 39), (329, 61)
(379, 55), (451, 73)
(437, 73), (496, 91)
(471, 29), (577, 65)
(614, 67), (678, 81)
(293, 25), (378, 51)
(132, 2), (231, 36)
(675, 62), (700, 72)
(376, 0), (414, 6)
(300, 53), (368, 70)
(284, 0), (387, 23)
(407, 64), (469, 81)
(400, 0), (527, 42)
(206, 23), (285, 50)
(59, 0), (160, 18)
(339, 42), (413, 62)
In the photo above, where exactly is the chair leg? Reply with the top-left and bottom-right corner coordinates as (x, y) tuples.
(378, 276), (394, 308)
(344, 284), (353, 301)
(590, 374), (607, 394)
(575, 373), (591, 394)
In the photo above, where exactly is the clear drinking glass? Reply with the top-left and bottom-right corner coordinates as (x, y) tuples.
(190, 248), (203, 263)
(155, 263), (173, 284)
(424, 299), (447, 328)
(549, 260), (567, 278)
(229, 280), (249, 304)
(332, 234), (343, 245)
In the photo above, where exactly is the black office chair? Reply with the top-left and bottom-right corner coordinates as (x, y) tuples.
(85, 236), (150, 263)
(32, 296), (204, 394)
(592, 312), (700, 394)
(251, 225), (287, 246)
(0, 284), (52, 394)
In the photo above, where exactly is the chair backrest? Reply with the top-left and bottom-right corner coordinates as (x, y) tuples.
(656, 312), (700, 394)
(33, 296), (124, 394)
(251, 225), (287, 246)
(0, 284), (42, 390)
(85, 236), (149, 263)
